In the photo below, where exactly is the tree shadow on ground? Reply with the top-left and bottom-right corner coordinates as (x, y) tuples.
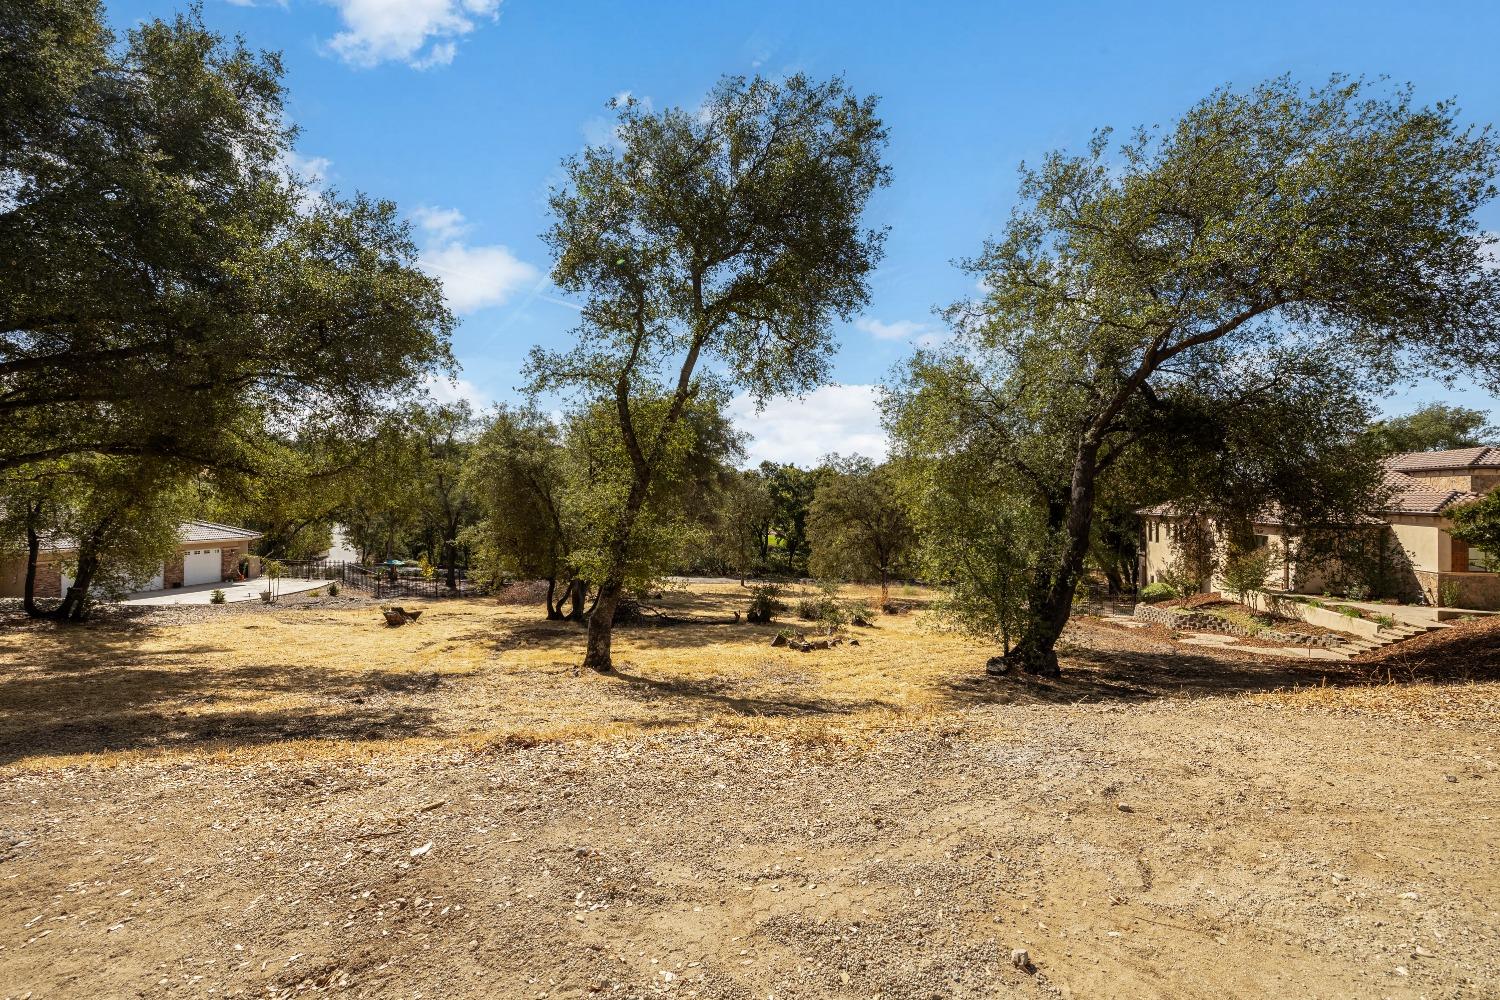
(0, 650), (449, 765)
(932, 619), (1490, 709)
(606, 667), (886, 719)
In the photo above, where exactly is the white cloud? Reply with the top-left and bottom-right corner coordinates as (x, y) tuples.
(422, 373), (491, 410)
(325, 0), (501, 69)
(855, 317), (949, 350)
(728, 384), (888, 467)
(281, 149), (332, 188)
(413, 206), (539, 313)
(411, 205), (469, 242)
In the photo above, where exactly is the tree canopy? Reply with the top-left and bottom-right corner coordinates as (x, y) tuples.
(1367, 403), (1497, 454)
(1, 3), (453, 477)
(807, 455), (913, 600)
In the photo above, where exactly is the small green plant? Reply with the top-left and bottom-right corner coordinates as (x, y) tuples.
(1338, 605), (1362, 620)
(326, 581), (340, 597)
(1438, 580), (1462, 609)
(746, 583), (784, 624)
(209, 589), (226, 605)
(1138, 581), (1178, 603)
(1373, 613), (1396, 629)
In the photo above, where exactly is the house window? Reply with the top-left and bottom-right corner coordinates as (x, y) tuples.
(1253, 534), (1270, 549)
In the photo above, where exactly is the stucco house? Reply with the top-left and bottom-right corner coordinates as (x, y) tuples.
(1139, 447), (1500, 610)
(0, 520), (262, 600)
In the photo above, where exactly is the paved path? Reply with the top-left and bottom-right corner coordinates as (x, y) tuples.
(118, 578), (328, 606)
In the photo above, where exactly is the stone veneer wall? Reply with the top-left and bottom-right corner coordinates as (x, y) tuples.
(1132, 603), (1342, 647)
(1414, 570), (1500, 611)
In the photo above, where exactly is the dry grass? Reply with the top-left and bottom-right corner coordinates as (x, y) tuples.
(5, 582), (1500, 998)
(3, 581), (1496, 773)
(0, 582), (993, 770)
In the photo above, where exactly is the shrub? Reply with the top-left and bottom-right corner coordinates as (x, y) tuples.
(209, 589), (226, 605)
(259, 590), (272, 604)
(1139, 582), (1178, 603)
(326, 581), (340, 597)
(1373, 613), (1396, 629)
(746, 583), (784, 624)
(795, 595), (846, 628)
(1220, 545), (1275, 601)
(1338, 605), (1362, 619)
(1342, 583), (1371, 602)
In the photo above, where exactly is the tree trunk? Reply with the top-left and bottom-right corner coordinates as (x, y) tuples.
(566, 579), (587, 621)
(444, 538), (458, 590)
(998, 444), (1101, 678)
(583, 579), (624, 672)
(22, 518), (41, 617)
(545, 577), (563, 620)
(55, 550), (101, 622)
(879, 567), (889, 604)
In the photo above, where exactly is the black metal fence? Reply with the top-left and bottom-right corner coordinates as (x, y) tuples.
(275, 560), (485, 600)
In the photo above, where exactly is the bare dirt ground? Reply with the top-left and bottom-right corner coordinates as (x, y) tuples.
(1, 582), (1498, 999)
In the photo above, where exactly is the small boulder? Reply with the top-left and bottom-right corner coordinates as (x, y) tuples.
(985, 655), (1011, 676)
(1010, 948), (1033, 972)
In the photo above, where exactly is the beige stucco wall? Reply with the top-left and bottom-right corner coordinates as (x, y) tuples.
(1386, 515), (1445, 574)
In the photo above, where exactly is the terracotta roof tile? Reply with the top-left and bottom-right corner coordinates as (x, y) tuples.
(1386, 446), (1500, 472)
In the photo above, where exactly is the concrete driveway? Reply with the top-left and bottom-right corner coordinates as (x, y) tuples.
(118, 578), (329, 606)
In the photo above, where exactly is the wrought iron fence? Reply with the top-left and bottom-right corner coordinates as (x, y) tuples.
(274, 560), (485, 600)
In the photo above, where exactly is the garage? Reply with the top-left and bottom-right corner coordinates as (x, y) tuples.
(182, 549), (222, 587)
(141, 562), (164, 592)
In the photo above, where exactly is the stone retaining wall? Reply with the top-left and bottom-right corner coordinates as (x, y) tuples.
(1132, 603), (1341, 648)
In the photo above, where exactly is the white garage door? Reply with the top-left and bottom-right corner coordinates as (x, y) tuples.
(183, 549), (222, 587)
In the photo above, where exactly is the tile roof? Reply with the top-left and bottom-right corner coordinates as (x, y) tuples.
(1385, 446), (1500, 472)
(1378, 468), (1479, 516)
(24, 520), (260, 553)
(1138, 464), (1482, 522)
(179, 520), (261, 543)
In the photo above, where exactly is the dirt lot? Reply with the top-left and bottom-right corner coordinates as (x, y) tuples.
(1, 581), (1497, 999)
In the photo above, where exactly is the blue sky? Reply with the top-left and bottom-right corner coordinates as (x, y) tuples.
(113, 0), (1500, 463)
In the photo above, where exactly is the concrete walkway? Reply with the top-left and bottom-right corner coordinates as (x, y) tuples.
(118, 578), (328, 606)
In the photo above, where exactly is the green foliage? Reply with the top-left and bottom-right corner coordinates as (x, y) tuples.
(1449, 491), (1500, 567)
(1439, 580), (1463, 609)
(1, 5), (453, 479)
(1220, 542), (1276, 600)
(526, 74), (889, 669)
(210, 589), (226, 605)
(1366, 403), (1497, 455)
(461, 398), (741, 619)
(760, 463), (821, 573)
(745, 584), (785, 624)
(889, 75), (1500, 675)
(691, 468), (772, 581)
(326, 582), (339, 597)
(1138, 582), (1178, 603)
(807, 455), (914, 599)
(48, 457), (197, 619)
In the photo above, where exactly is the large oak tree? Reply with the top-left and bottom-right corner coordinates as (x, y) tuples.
(1, 3), (453, 478)
(528, 74), (890, 672)
(890, 76), (1500, 677)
